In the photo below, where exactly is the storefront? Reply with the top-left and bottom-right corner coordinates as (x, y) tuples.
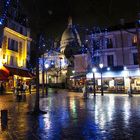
(70, 73), (86, 91)
(86, 68), (140, 93)
(0, 65), (35, 92)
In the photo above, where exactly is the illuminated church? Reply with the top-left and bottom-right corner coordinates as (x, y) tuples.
(39, 17), (82, 87)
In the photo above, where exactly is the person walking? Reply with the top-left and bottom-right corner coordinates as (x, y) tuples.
(127, 87), (133, 97)
(20, 83), (23, 95)
(23, 83), (27, 94)
(29, 83), (31, 94)
(82, 84), (88, 99)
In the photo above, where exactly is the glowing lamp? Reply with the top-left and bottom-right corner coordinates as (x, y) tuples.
(99, 63), (103, 68)
(107, 67), (110, 71)
(92, 68), (96, 73)
(45, 63), (49, 69)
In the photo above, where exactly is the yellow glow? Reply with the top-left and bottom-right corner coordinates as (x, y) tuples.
(133, 35), (137, 43)
(4, 27), (32, 41)
(0, 61), (3, 69)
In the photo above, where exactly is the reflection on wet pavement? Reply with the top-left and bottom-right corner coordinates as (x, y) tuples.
(1, 92), (140, 139)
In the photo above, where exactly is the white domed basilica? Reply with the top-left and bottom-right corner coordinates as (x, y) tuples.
(60, 17), (81, 54)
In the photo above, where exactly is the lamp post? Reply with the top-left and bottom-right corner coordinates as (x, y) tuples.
(92, 67), (96, 96)
(99, 63), (104, 96)
(45, 63), (49, 95)
(45, 63), (49, 83)
(59, 57), (62, 77)
(72, 70), (75, 87)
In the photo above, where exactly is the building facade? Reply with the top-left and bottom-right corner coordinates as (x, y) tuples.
(72, 24), (140, 93)
(0, 1), (32, 91)
(39, 50), (68, 85)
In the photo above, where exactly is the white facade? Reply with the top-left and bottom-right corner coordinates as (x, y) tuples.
(39, 50), (68, 84)
(71, 26), (140, 92)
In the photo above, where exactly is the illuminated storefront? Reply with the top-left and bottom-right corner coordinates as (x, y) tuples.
(86, 67), (140, 93)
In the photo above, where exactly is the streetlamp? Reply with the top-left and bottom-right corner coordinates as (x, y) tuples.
(45, 63), (49, 83)
(59, 57), (63, 77)
(92, 67), (96, 96)
(72, 70), (75, 74)
(99, 63), (104, 96)
(45, 63), (49, 95)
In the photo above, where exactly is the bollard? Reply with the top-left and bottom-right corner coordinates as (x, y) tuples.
(1, 110), (8, 130)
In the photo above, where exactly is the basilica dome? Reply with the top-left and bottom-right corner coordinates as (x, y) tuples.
(60, 17), (81, 54)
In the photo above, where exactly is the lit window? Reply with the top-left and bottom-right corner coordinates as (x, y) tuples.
(132, 35), (137, 46)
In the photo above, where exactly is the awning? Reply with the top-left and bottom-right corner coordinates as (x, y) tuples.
(0, 69), (9, 80)
(4, 66), (35, 78)
(70, 73), (86, 79)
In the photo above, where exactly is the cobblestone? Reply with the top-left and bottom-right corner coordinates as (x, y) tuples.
(0, 90), (140, 139)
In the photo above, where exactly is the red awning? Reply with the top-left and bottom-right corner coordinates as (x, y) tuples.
(0, 69), (9, 80)
(4, 66), (35, 78)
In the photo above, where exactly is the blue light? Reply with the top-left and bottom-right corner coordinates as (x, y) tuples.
(0, 0), (11, 26)
(51, 61), (54, 65)
(0, 21), (2, 25)
(107, 67), (110, 71)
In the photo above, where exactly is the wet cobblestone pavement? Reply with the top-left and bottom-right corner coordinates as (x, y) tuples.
(1, 90), (140, 140)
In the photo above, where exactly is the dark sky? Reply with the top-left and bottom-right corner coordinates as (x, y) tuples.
(21, 0), (140, 39)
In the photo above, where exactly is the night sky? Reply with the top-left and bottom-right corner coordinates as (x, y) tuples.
(21, 0), (140, 39)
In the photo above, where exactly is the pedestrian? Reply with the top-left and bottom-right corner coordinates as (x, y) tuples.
(82, 84), (88, 98)
(127, 87), (133, 97)
(20, 83), (23, 94)
(23, 83), (27, 94)
(29, 83), (31, 94)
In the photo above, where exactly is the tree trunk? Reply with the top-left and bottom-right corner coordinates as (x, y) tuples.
(34, 37), (40, 112)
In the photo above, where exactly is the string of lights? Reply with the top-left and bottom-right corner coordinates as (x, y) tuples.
(0, 0), (11, 25)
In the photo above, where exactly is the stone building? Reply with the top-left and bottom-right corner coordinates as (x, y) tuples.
(0, 1), (32, 90)
(72, 23), (140, 93)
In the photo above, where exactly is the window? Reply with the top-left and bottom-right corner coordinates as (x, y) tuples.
(107, 55), (114, 66)
(3, 54), (5, 59)
(132, 35), (137, 46)
(14, 57), (18, 66)
(106, 38), (113, 48)
(133, 53), (138, 65)
(8, 38), (18, 52)
(19, 42), (22, 54)
(10, 56), (14, 65)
